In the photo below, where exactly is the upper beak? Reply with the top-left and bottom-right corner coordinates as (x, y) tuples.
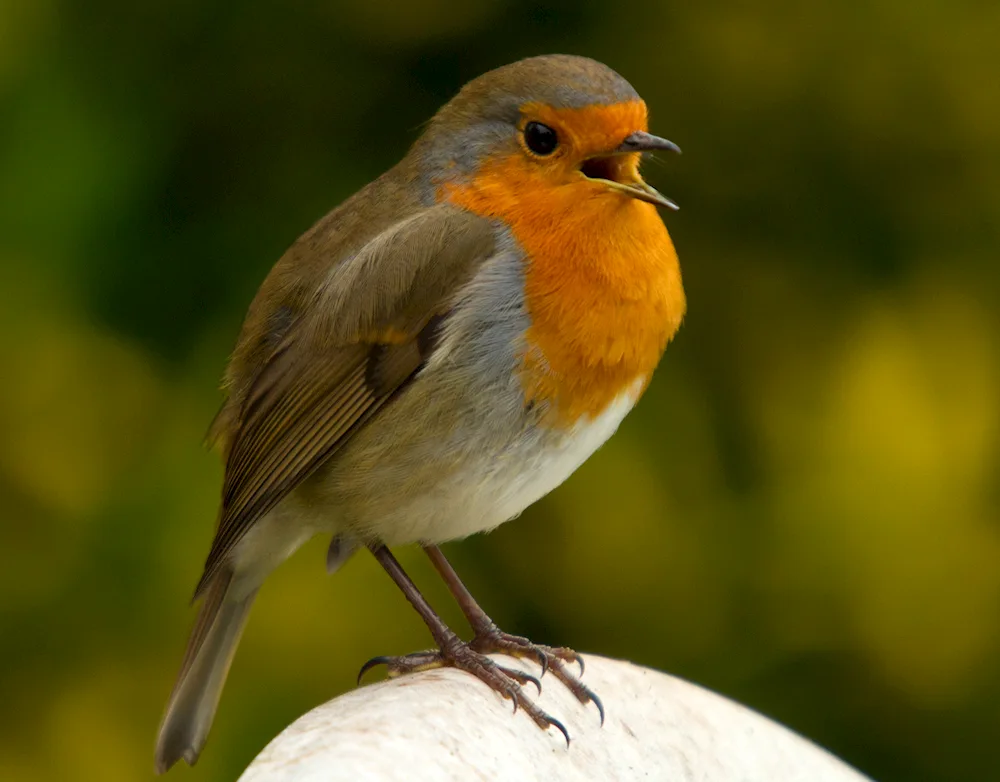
(582, 131), (681, 211)
(615, 131), (682, 156)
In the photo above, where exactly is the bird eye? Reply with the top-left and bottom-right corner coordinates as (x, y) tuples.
(524, 121), (558, 155)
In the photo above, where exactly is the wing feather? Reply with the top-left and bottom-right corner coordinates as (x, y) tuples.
(193, 206), (494, 596)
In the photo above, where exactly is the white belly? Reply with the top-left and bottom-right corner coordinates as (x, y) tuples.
(380, 376), (645, 544)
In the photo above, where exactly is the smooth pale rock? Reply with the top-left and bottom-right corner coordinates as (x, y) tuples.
(240, 655), (872, 782)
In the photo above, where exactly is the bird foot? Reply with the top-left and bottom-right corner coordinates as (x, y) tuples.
(357, 638), (571, 744)
(469, 626), (604, 725)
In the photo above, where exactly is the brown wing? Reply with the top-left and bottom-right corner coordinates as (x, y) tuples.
(194, 205), (494, 596)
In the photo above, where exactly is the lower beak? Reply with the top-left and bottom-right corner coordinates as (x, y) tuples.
(602, 178), (679, 211)
(584, 131), (681, 210)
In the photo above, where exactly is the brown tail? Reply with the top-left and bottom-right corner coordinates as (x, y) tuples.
(155, 569), (258, 774)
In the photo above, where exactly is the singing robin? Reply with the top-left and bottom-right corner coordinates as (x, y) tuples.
(155, 53), (685, 772)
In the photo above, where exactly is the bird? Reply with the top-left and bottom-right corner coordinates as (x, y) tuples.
(154, 53), (685, 773)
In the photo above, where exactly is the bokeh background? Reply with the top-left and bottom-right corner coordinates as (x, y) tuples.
(2, 1), (999, 780)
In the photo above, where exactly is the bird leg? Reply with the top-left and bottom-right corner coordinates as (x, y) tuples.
(423, 545), (604, 725)
(359, 544), (570, 743)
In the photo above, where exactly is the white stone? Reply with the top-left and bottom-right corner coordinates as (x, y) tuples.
(239, 655), (872, 782)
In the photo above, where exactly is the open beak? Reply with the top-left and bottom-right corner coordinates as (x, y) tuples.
(580, 131), (681, 210)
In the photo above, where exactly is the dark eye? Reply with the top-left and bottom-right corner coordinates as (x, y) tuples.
(524, 121), (558, 155)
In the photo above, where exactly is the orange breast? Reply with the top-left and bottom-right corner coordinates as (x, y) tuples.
(443, 145), (685, 426)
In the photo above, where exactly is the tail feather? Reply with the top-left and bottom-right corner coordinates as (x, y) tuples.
(155, 569), (257, 774)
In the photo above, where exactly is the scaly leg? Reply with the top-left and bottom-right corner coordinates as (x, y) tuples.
(359, 544), (570, 743)
(423, 545), (604, 725)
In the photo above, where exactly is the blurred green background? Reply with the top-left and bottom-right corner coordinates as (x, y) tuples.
(2, 1), (998, 780)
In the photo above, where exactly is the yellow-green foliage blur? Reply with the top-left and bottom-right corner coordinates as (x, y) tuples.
(1, 2), (998, 780)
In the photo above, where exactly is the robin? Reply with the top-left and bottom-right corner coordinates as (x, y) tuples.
(155, 53), (685, 773)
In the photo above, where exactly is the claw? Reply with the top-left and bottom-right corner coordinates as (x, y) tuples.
(523, 672), (543, 696)
(548, 647), (584, 675)
(360, 631), (590, 745)
(591, 690), (606, 726)
(470, 629), (599, 731)
(498, 665), (542, 695)
(534, 648), (549, 677)
(356, 656), (392, 685)
(546, 715), (571, 747)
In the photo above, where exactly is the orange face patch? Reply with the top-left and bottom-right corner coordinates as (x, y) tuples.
(518, 100), (650, 160)
(442, 101), (686, 425)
